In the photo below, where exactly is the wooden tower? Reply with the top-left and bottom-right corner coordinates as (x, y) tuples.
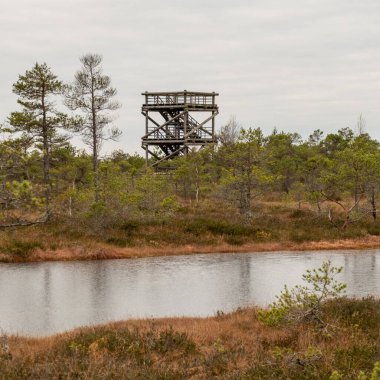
(141, 91), (218, 169)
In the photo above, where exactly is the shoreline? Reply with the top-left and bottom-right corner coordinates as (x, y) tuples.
(3, 298), (380, 378)
(1, 235), (380, 263)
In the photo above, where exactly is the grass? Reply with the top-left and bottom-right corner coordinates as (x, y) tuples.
(1, 200), (380, 262)
(4, 240), (43, 258)
(1, 298), (379, 379)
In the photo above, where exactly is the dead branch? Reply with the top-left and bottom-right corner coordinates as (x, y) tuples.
(0, 212), (49, 229)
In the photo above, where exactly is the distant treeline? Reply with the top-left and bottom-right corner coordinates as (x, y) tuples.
(1, 57), (379, 232)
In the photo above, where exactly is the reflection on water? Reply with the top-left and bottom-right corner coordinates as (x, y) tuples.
(0, 250), (379, 336)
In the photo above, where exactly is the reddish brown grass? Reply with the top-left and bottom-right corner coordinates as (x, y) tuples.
(1, 235), (380, 263)
(3, 298), (380, 379)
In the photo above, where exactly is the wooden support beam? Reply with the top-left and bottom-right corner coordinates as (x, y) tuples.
(146, 148), (161, 160)
(184, 112), (218, 138)
(142, 111), (186, 139)
(152, 146), (186, 166)
(142, 111), (160, 128)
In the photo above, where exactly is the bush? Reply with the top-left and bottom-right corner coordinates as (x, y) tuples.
(323, 296), (380, 332)
(289, 231), (310, 243)
(120, 220), (139, 233)
(159, 196), (179, 214)
(64, 327), (196, 361)
(5, 240), (42, 258)
(259, 261), (347, 326)
(105, 237), (128, 247)
(370, 362), (380, 380)
(289, 209), (312, 218)
(152, 327), (196, 354)
(183, 218), (253, 237)
(367, 225), (380, 236)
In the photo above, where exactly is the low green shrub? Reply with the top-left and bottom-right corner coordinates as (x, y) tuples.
(289, 231), (311, 243)
(259, 261), (346, 327)
(370, 362), (380, 380)
(151, 327), (196, 354)
(333, 344), (379, 375)
(105, 237), (128, 247)
(64, 327), (196, 362)
(323, 296), (380, 333)
(225, 235), (246, 245)
(183, 218), (253, 237)
(120, 220), (139, 233)
(367, 225), (380, 236)
(289, 209), (312, 218)
(5, 240), (42, 258)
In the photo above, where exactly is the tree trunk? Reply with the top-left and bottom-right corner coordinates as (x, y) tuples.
(41, 85), (51, 217)
(195, 166), (199, 204)
(317, 200), (321, 215)
(68, 180), (76, 217)
(370, 187), (377, 221)
(341, 214), (350, 230)
(92, 125), (99, 203)
(354, 185), (359, 211)
(91, 73), (99, 203)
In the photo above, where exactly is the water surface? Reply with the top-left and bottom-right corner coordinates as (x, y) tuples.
(0, 250), (379, 336)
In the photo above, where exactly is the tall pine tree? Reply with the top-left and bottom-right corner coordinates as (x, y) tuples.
(9, 62), (68, 217)
(65, 53), (121, 203)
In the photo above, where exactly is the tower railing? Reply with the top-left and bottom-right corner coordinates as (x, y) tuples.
(143, 91), (216, 107)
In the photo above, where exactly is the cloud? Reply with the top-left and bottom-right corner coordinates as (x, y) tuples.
(1, 0), (380, 154)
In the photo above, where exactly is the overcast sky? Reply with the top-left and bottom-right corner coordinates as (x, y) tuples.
(1, 0), (380, 155)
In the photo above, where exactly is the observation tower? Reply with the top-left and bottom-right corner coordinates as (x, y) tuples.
(141, 90), (218, 169)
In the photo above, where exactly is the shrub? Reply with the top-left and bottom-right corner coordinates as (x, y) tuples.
(5, 240), (42, 258)
(367, 225), (380, 236)
(183, 218), (254, 237)
(152, 327), (196, 354)
(120, 220), (139, 233)
(289, 231), (310, 243)
(259, 261), (346, 326)
(159, 196), (179, 214)
(64, 327), (196, 360)
(370, 362), (380, 380)
(225, 235), (246, 245)
(105, 237), (128, 247)
(289, 209), (311, 218)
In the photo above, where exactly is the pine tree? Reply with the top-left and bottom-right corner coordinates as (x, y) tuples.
(8, 62), (68, 216)
(65, 53), (121, 203)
